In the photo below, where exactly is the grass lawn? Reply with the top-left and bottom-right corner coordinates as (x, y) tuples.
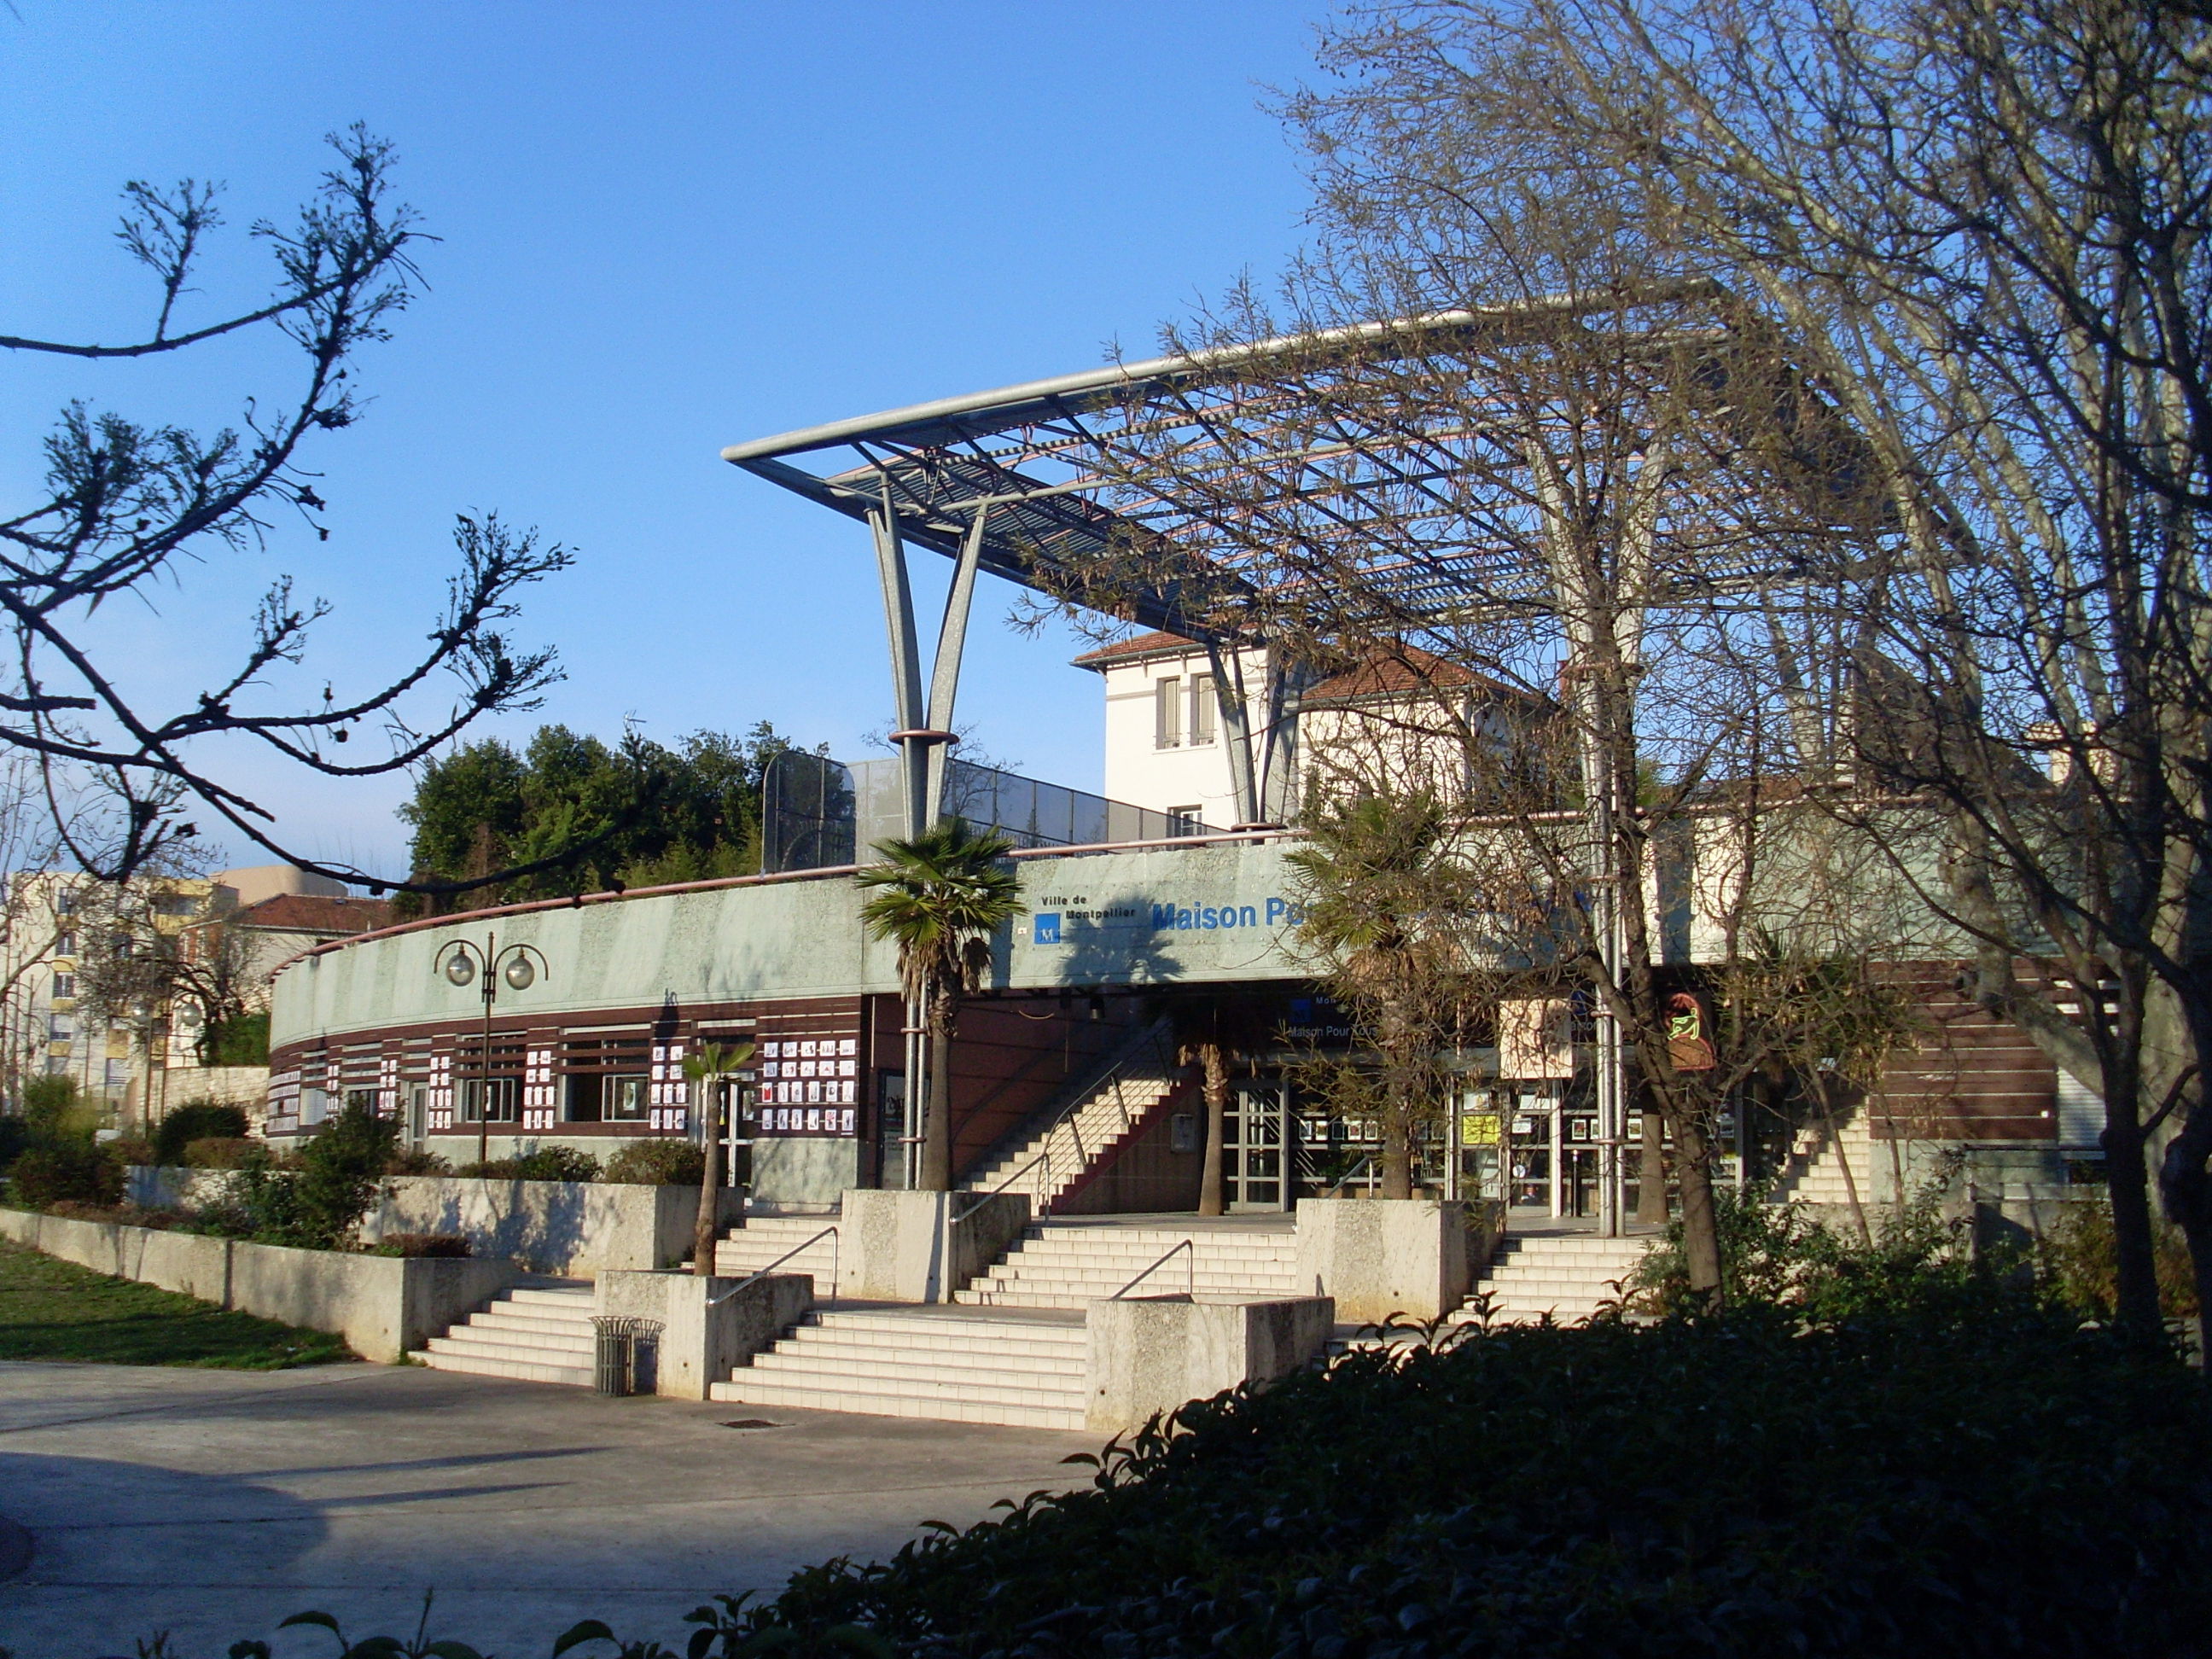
(0, 1238), (354, 1368)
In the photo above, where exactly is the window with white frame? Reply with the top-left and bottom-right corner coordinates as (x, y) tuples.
(50, 972), (74, 999)
(53, 931), (75, 958)
(1190, 674), (1217, 745)
(1167, 806), (1203, 836)
(1155, 675), (1183, 748)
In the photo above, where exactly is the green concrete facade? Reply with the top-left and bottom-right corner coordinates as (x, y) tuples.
(271, 839), (1313, 1049)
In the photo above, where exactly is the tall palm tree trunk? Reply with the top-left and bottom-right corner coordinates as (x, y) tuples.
(1197, 1040), (1228, 1216)
(921, 988), (956, 1191)
(694, 1083), (721, 1277)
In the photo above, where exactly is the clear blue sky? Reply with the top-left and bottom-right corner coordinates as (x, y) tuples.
(0, 3), (1324, 876)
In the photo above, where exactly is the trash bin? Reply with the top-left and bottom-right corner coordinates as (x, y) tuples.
(591, 1315), (661, 1397)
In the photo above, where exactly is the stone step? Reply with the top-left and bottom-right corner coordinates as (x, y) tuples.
(439, 1321), (596, 1356)
(500, 1289), (595, 1312)
(793, 1320), (1086, 1359)
(719, 1358), (1082, 1412)
(460, 1310), (599, 1340)
(410, 1347), (596, 1388)
(711, 1376), (1085, 1431)
(745, 1347), (1083, 1388)
(422, 1333), (594, 1368)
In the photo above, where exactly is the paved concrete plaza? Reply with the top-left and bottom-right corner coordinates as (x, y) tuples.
(0, 1359), (1093, 1659)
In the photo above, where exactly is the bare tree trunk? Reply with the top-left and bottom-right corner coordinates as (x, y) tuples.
(920, 998), (955, 1192)
(1815, 1079), (1871, 1245)
(692, 1080), (720, 1278)
(2106, 1112), (2167, 1342)
(1674, 1115), (1724, 1300)
(1197, 1041), (1227, 1216)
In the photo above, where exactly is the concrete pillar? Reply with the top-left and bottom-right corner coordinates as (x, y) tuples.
(1293, 1197), (1491, 1325)
(840, 1188), (1029, 1303)
(1085, 1295), (1333, 1434)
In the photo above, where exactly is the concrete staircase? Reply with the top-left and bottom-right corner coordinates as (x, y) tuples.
(711, 1306), (1088, 1429)
(954, 1219), (1304, 1308)
(411, 1282), (597, 1385)
(714, 1212), (844, 1290)
(1460, 1231), (1654, 1324)
(958, 1025), (1183, 1214)
(1771, 1113), (1880, 1209)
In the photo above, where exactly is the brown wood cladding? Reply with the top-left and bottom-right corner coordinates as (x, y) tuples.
(1871, 985), (2058, 1141)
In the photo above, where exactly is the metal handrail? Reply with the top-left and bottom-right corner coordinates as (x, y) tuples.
(1112, 1237), (1195, 1301)
(951, 1024), (1175, 1225)
(708, 1223), (839, 1306)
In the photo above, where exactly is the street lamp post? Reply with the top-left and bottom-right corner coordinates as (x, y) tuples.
(436, 934), (550, 1168)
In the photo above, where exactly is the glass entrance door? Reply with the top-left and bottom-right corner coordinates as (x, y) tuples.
(1225, 1080), (1288, 1209)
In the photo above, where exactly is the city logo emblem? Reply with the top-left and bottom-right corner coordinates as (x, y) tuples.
(1032, 913), (1062, 945)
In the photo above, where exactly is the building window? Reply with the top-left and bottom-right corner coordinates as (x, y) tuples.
(50, 973), (74, 1000)
(47, 1016), (72, 1041)
(1190, 674), (1217, 746)
(53, 932), (75, 958)
(457, 1077), (521, 1123)
(565, 1072), (647, 1122)
(1155, 676), (1183, 748)
(55, 888), (76, 915)
(1167, 806), (1203, 837)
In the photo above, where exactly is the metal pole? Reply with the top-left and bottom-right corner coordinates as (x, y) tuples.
(478, 932), (495, 1169)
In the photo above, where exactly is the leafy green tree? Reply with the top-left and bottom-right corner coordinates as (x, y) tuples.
(394, 721), (812, 915)
(857, 821), (1025, 1191)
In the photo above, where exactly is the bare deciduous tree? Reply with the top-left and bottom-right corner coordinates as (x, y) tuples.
(3, 126), (571, 890)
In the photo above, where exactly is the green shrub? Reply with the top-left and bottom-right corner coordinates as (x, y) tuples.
(708, 1304), (2212, 1658)
(291, 1105), (399, 1249)
(183, 1137), (271, 1170)
(1626, 1156), (1983, 1319)
(9, 1140), (124, 1209)
(368, 1231), (470, 1258)
(203, 1009), (270, 1066)
(602, 1138), (703, 1185)
(459, 1144), (602, 1183)
(0, 1114), (26, 1173)
(20, 1074), (99, 1144)
(105, 1134), (157, 1168)
(182, 1150), (310, 1243)
(385, 1145), (449, 1175)
(151, 1101), (250, 1166)
(2039, 1193), (2198, 1320)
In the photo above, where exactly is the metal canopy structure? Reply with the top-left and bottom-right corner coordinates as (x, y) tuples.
(722, 287), (1876, 649)
(720, 286), (1878, 1218)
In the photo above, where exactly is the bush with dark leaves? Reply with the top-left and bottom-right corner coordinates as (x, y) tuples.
(726, 1300), (2212, 1659)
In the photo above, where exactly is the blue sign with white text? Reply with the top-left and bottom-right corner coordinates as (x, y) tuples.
(1032, 914), (1062, 945)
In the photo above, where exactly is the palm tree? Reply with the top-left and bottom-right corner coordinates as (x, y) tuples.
(1170, 993), (1272, 1216)
(684, 1040), (754, 1276)
(1284, 791), (1473, 1199)
(857, 819), (1024, 1191)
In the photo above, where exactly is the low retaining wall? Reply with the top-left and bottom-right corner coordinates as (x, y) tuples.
(597, 1270), (813, 1399)
(123, 1168), (736, 1278)
(0, 1208), (518, 1362)
(1085, 1295), (1334, 1434)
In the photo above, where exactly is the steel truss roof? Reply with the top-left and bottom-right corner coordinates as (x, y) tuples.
(722, 287), (1878, 643)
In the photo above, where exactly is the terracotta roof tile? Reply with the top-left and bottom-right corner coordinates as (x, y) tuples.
(1069, 630), (1205, 669)
(231, 893), (393, 934)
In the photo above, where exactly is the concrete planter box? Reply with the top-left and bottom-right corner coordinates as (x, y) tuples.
(1295, 1198), (1481, 1325)
(124, 1168), (738, 1278)
(1085, 1295), (1334, 1434)
(597, 1269), (814, 1399)
(0, 1207), (518, 1362)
